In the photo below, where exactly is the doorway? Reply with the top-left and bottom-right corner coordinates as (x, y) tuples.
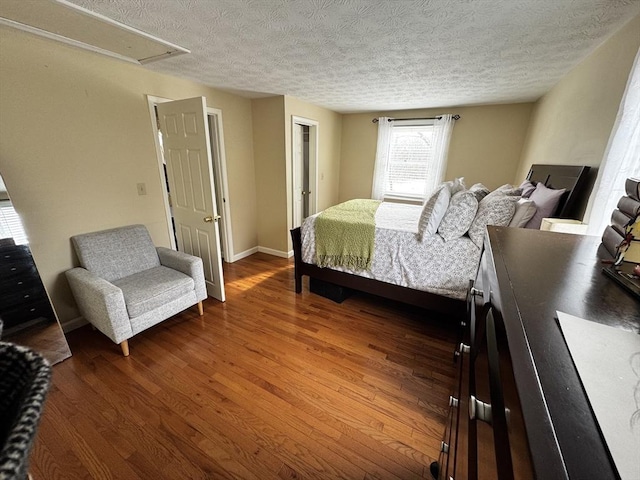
(291, 116), (318, 228)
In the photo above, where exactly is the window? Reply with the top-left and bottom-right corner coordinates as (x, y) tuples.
(0, 200), (28, 245)
(372, 115), (455, 202)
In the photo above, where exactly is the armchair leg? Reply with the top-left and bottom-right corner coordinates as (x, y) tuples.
(197, 301), (204, 316)
(120, 340), (130, 357)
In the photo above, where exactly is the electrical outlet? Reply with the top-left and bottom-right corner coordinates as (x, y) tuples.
(137, 183), (147, 195)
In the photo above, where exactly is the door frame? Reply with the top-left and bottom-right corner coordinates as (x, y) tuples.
(206, 108), (234, 262)
(291, 115), (318, 227)
(146, 95), (234, 261)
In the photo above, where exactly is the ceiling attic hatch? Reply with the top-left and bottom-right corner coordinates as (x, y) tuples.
(0, 0), (189, 64)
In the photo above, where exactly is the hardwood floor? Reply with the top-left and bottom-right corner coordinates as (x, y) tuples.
(29, 253), (458, 479)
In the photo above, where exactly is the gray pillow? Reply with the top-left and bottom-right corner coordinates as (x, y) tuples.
(469, 183), (490, 201)
(438, 190), (479, 241)
(468, 194), (518, 247)
(518, 180), (536, 198)
(417, 186), (451, 241)
(483, 184), (522, 203)
(524, 183), (566, 229)
(509, 199), (537, 227)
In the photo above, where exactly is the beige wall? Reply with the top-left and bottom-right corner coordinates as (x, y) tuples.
(250, 95), (343, 254)
(339, 103), (533, 202)
(516, 15), (640, 187)
(0, 27), (257, 327)
(251, 96), (288, 253)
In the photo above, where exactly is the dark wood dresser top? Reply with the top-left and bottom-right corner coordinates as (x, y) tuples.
(486, 227), (640, 480)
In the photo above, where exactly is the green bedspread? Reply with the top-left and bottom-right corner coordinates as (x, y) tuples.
(315, 199), (381, 270)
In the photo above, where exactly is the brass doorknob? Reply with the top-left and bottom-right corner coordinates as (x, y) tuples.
(203, 216), (213, 223)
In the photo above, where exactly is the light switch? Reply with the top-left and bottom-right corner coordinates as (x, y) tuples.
(137, 183), (147, 195)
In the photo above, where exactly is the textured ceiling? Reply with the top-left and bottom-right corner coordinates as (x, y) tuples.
(65, 0), (640, 113)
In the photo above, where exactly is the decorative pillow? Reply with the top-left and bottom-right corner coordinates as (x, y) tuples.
(446, 177), (466, 196)
(468, 183), (490, 201)
(468, 195), (518, 247)
(438, 190), (479, 241)
(509, 199), (537, 227)
(484, 184), (522, 202)
(518, 180), (536, 198)
(524, 183), (566, 229)
(496, 183), (523, 195)
(417, 186), (451, 240)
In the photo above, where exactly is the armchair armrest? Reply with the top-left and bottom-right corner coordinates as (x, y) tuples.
(156, 247), (207, 301)
(65, 268), (132, 344)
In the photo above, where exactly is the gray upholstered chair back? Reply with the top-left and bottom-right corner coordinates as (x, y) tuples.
(71, 225), (160, 282)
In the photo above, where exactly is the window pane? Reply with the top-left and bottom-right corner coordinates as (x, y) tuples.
(0, 201), (29, 245)
(385, 125), (433, 197)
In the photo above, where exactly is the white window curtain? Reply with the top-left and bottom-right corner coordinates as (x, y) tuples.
(425, 114), (455, 198)
(371, 117), (392, 200)
(371, 114), (455, 201)
(586, 47), (640, 236)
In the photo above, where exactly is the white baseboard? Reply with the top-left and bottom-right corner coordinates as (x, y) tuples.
(257, 246), (292, 258)
(228, 245), (293, 261)
(62, 315), (88, 333)
(230, 246), (258, 262)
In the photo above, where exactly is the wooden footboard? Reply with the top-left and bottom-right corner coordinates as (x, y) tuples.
(290, 227), (465, 318)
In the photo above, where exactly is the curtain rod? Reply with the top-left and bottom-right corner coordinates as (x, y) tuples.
(372, 114), (460, 123)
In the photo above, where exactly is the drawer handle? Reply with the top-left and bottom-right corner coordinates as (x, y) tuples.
(24, 294), (30, 298)
(449, 396), (459, 408)
(11, 267), (16, 271)
(453, 343), (470, 358)
(469, 395), (510, 425)
(30, 308), (36, 312)
(470, 287), (483, 296)
(469, 395), (492, 424)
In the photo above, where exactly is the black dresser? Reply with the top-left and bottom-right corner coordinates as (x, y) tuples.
(435, 227), (640, 479)
(0, 240), (56, 335)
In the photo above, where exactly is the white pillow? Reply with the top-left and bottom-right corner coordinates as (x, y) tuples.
(509, 199), (537, 227)
(446, 177), (466, 196)
(417, 186), (451, 241)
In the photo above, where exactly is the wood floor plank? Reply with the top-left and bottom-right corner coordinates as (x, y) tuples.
(28, 253), (458, 479)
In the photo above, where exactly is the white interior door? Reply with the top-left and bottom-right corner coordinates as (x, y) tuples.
(157, 97), (225, 302)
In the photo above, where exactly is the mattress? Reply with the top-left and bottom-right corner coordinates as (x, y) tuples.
(301, 202), (481, 300)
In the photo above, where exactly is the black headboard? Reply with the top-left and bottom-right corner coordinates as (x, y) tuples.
(526, 164), (592, 219)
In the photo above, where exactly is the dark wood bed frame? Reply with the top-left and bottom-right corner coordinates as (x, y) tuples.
(291, 164), (592, 318)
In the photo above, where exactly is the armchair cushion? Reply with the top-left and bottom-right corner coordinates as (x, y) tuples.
(112, 266), (195, 318)
(71, 225), (160, 282)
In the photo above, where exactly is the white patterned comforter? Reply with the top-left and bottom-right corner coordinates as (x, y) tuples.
(301, 202), (481, 300)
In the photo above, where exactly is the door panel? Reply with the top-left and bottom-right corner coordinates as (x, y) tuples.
(157, 97), (225, 302)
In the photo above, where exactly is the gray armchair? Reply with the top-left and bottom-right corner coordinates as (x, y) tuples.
(65, 225), (207, 356)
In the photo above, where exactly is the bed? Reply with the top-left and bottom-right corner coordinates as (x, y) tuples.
(291, 164), (592, 318)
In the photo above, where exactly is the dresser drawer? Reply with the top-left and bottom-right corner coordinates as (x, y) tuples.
(0, 283), (48, 310)
(0, 260), (38, 280)
(0, 274), (41, 293)
(0, 298), (55, 329)
(0, 244), (31, 261)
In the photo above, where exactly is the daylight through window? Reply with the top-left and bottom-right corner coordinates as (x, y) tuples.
(385, 122), (435, 199)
